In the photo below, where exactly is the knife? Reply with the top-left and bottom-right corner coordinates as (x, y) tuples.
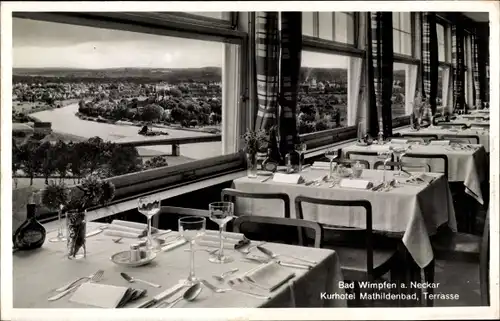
(277, 261), (313, 270)
(86, 229), (104, 238)
(136, 282), (185, 308)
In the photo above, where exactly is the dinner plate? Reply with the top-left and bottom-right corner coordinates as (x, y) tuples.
(110, 250), (156, 267)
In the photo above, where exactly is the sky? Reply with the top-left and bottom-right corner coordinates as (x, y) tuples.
(14, 17), (350, 69)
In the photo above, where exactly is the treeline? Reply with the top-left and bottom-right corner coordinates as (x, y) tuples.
(12, 136), (169, 187)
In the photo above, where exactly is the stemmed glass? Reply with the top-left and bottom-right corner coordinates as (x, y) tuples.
(294, 143), (307, 172)
(392, 146), (406, 178)
(49, 204), (66, 243)
(208, 202), (235, 264)
(138, 196), (161, 252)
(179, 216), (206, 286)
(325, 148), (338, 181)
(377, 151), (392, 187)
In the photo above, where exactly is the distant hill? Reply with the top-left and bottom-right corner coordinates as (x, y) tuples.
(12, 67), (222, 84)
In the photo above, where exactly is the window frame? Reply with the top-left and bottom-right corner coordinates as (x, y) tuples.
(12, 11), (249, 208)
(392, 12), (413, 57)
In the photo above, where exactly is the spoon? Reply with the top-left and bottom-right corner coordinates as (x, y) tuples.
(120, 272), (161, 288)
(161, 282), (202, 308)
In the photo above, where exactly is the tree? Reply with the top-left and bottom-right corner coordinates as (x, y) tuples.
(169, 88), (182, 98)
(19, 140), (42, 186)
(12, 139), (21, 188)
(38, 141), (57, 184)
(142, 104), (163, 123)
(144, 156), (168, 169)
(53, 140), (70, 182)
(170, 107), (187, 123)
(108, 145), (141, 176)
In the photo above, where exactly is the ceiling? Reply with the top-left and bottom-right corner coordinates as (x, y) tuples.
(462, 12), (489, 22)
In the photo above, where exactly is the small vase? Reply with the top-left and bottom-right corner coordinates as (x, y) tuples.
(246, 153), (258, 178)
(66, 210), (87, 259)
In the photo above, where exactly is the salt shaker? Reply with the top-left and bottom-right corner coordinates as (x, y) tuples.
(130, 244), (140, 262)
(138, 240), (148, 259)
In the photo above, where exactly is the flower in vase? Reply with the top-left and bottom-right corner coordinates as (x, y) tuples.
(242, 129), (268, 155)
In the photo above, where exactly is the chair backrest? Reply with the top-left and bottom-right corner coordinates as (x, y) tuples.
(294, 195), (375, 277)
(373, 160), (431, 172)
(401, 134), (439, 142)
(480, 209), (490, 305)
(442, 134), (480, 145)
(439, 123), (469, 129)
(401, 153), (449, 179)
(221, 188), (291, 218)
(232, 215), (324, 248)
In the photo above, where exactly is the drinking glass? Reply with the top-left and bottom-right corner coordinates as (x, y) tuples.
(392, 146), (406, 178)
(179, 216), (206, 286)
(377, 151), (392, 186)
(49, 204), (66, 243)
(294, 143), (307, 172)
(325, 148), (338, 180)
(208, 202), (235, 264)
(138, 196), (161, 252)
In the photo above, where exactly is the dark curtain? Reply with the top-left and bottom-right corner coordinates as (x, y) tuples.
(471, 31), (482, 108)
(278, 12), (302, 157)
(451, 14), (466, 112)
(476, 23), (490, 107)
(420, 13), (439, 115)
(367, 12), (394, 138)
(254, 12), (280, 132)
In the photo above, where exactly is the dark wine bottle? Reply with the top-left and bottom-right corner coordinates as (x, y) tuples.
(13, 193), (46, 251)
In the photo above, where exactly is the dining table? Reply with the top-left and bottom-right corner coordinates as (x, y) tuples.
(13, 222), (346, 308)
(399, 126), (490, 152)
(233, 169), (457, 269)
(342, 142), (488, 205)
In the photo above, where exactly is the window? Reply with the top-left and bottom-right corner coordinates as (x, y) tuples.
(393, 12), (412, 55)
(12, 15), (242, 194)
(392, 63), (407, 118)
(302, 12), (355, 44)
(188, 12), (231, 20)
(437, 66), (444, 106)
(298, 51), (348, 134)
(437, 23), (446, 62)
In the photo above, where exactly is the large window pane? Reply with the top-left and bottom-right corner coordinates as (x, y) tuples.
(437, 23), (446, 62)
(334, 12), (354, 44)
(189, 12), (230, 20)
(393, 12), (412, 55)
(392, 63), (407, 118)
(299, 51), (348, 134)
(400, 13), (411, 33)
(318, 12), (334, 41)
(302, 12), (314, 37)
(12, 18), (228, 190)
(437, 66), (444, 106)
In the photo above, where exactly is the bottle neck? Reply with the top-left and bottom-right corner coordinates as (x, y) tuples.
(27, 203), (37, 219)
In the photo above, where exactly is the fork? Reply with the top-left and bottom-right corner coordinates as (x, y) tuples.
(55, 269), (102, 292)
(212, 268), (239, 282)
(48, 270), (104, 301)
(200, 279), (231, 293)
(237, 242), (266, 254)
(227, 279), (270, 299)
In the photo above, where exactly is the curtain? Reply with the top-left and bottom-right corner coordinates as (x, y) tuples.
(367, 12), (393, 138)
(471, 32), (482, 108)
(420, 13), (439, 115)
(451, 16), (466, 112)
(254, 12), (280, 132)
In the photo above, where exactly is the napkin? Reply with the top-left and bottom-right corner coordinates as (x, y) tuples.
(429, 140), (450, 145)
(339, 179), (373, 189)
(104, 220), (161, 238)
(111, 220), (159, 233)
(200, 234), (241, 244)
(203, 230), (244, 241)
(161, 239), (187, 252)
(311, 161), (331, 169)
(104, 229), (144, 239)
(391, 139), (408, 144)
(197, 240), (236, 249)
(246, 261), (295, 292)
(272, 173), (304, 184)
(70, 283), (146, 308)
(408, 173), (435, 185)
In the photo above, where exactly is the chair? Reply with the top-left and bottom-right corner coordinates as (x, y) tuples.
(345, 151), (390, 166)
(431, 210), (490, 305)
(442, 134), (480, 144)
(373, 161), (431, 173)
(232, 215), (323, 248)
(221, 188), (291, 218)
(401, 133), (438, 142)
(400, 153), (449, 179)
(294, 196), (397, 285)
(439, 123), (469, 129)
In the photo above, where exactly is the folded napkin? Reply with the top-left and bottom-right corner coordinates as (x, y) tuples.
(311, 161), (331, 169)
(339, 179), (373, 189)
(246, 261), (295, 292)
(111, 220), (159, 233)
(103, 220), (161, 238)
(407, 173), (435, 185)
(391, 139), (408, 144)
(197, 240), (236, 250)
(70, 283), (146, 308)
(200, 234), (241, 245)
(203, 230), (244, 241)
(272, 173), (304, 184)
(429, 140), (450, 145)
(161, 238), (187, 252)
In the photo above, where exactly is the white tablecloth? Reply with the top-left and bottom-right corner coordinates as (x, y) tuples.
(233, 169), (457, 268)
(343, 143), (488, 204)
(400, 127), (490, 152)
(13, 223), (346, 308)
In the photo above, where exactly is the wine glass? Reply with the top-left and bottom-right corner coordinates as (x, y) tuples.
(138, 196), (161, 252)
(377, 151), (392, 186)
(392, 146), (406, 178)
(179, 216), (206, 286)
(49, 204), (66, 243)
(325, 148), (338, 180)
(294, 143), (307, 172)
(208, 202), (235, 264)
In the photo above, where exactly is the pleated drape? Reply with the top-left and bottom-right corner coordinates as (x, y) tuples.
(471, 32), (482, 108)
(420, 13), (439, 115)
(367, 12), (394, 138)
(451, 15), (466, 112)
(278, 12), (302, 157)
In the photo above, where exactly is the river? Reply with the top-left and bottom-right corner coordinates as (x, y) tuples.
(30, 103), (222, 161)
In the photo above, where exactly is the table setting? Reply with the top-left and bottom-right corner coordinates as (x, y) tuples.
(13, 198), (346, 308)
(399, 126), (489, 151)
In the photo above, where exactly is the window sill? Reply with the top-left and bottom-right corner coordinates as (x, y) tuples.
(42, 170), (246, 232)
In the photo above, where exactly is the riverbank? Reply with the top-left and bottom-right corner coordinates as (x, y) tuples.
(13, 98), (81, 115)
